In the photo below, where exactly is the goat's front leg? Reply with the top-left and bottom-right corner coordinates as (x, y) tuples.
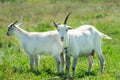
(64, 47), (70, 77)
(65, 55), (70, 77)
(72, 56), (78, 78)
(29, 55), (34, 71)
(87, 55), (93, 73)
(60, 52), (64, 73)
(53, 54), (61, 74)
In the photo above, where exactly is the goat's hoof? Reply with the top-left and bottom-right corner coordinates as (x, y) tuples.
(58, 73), (64, 77)
(71, 76), (75, 80)
(100, 71), (104, 74)
(30, 68), (34, 72)
(85, 72), (90, 76)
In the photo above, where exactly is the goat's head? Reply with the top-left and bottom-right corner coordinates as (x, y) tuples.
(7, 21), (22, 36)
(53, 12), (72, 41)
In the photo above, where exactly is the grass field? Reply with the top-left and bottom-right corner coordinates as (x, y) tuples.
(0, 0), (120, 80)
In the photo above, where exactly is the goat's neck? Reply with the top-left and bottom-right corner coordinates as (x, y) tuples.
(14, 28), (28, 43)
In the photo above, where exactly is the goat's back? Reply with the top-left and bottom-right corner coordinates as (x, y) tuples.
(21, 30), (62, 55)
(67, 26), (100, 56)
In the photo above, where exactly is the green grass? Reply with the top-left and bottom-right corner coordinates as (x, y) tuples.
(0, 0), (120, 80)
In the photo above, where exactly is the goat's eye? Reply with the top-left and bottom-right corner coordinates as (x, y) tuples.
(9, 26), (14, 31)
(66, 29), (68, 32)
(10, 27), (13, 30)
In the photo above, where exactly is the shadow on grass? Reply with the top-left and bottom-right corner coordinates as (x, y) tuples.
(30, 68), (57, 76)
(58, 70), (97, 80)
(12, 66), (41, 75)
(77, 70), (97, 78)
(12, 66), (96, 80)
(27, 69), (41, 75)
(42, 70), (97, 80)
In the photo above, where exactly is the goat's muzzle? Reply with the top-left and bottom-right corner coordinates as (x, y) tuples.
(6, 32), (10, 36)
(61, 37), (64, 41)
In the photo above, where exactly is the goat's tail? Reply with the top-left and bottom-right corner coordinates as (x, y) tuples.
(100, 33), (112, 39)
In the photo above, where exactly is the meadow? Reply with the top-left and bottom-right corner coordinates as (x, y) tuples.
(0, 0), (120, 80)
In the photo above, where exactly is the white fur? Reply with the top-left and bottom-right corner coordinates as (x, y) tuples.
(55, 24), (111, 77)
(7, 22), (64, 74)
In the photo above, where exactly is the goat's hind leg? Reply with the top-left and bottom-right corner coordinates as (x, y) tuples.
(29, 54), (35, 71)
(95, 44), (105, 72)
(87, 55), (93, 73)
(97, 54), (104, 72)
(34, 55), (40, 71)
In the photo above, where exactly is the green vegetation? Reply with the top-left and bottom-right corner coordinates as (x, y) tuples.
(0, 0), (120, 80)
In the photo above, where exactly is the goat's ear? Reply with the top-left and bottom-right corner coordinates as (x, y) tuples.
(16, 23), (23, 27)
(68, 26), (72, 29)
(53, 21), (58, 28)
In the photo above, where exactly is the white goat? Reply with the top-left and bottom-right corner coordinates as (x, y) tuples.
(6, 21), (64, 74)
(53, 13), (112, 77)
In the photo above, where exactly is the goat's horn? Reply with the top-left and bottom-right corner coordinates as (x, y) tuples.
(64, 12), (72, 24)
(53, 21), (58, 28)
(12, 21), (18, 25)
